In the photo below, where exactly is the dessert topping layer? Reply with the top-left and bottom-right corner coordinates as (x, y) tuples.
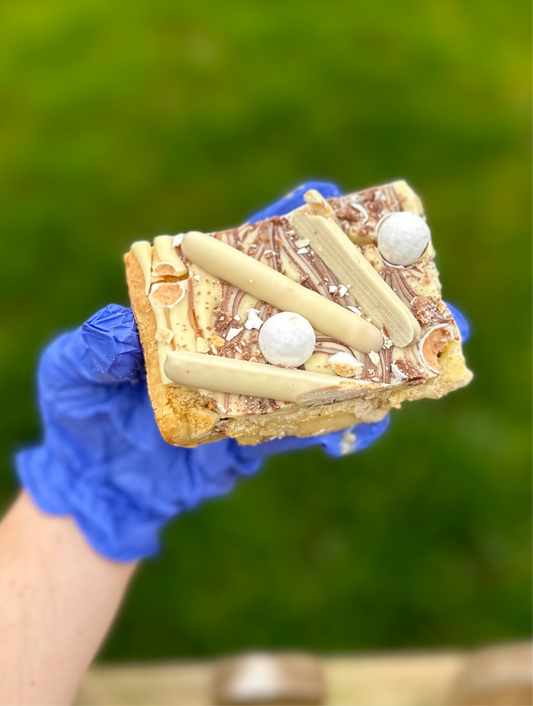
(130, 181), (460, 418)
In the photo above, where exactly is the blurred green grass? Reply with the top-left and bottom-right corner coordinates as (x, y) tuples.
(0, 0), (530, 659)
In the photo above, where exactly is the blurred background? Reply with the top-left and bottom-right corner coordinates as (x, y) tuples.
(0, 0), (530, 667)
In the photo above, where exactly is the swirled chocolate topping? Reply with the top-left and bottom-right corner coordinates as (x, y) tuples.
(131, 180), (463, 418)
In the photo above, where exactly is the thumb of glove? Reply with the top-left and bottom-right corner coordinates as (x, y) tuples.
(79, 304), (144, 383)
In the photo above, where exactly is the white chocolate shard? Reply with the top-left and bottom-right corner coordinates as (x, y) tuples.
(329, 352), (363, 378)
(290, 191), (421, 347)
(226, 327), (242, 341)
(164, 350), (365, 403)
(391, 362), (407, 382)
(153, 235), (188, 278)
(131, 241), (152, 295)
(181, 231), (383, 354)
(245, 308), (263, 330)
(295, 238), (310, 248)
(369, 351), (381, 366)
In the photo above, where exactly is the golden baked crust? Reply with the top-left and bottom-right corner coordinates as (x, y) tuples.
(126, 251), (226, 446)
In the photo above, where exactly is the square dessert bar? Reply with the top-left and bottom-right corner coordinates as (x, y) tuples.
(125, 181), (472, 447)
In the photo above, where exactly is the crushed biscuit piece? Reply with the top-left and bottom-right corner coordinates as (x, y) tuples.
(369, 351), (381, 366)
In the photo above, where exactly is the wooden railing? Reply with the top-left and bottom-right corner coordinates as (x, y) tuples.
(75, 652), (465, 706)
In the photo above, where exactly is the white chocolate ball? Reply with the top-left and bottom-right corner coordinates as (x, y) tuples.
(377, 212), (430, 266)
(259, 312), (316, 367)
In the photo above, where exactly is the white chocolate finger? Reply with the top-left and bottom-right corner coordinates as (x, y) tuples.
(181, 230), (383, 353)
(164, 350), (361, 403)
(291, 191), (421, 346)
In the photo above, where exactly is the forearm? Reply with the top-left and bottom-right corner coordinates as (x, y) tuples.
(0, 493), (137, 705)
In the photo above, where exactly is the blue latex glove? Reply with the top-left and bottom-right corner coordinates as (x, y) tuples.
(16, 183), (468, 562)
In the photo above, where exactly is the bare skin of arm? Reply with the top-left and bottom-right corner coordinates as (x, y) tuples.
(0, 493), (137, 705)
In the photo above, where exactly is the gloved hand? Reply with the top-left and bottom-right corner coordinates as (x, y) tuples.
(16, 183), (468, 562)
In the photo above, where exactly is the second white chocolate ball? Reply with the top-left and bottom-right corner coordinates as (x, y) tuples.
(377, 211), (430, 266)
(259, 312), (316, 367)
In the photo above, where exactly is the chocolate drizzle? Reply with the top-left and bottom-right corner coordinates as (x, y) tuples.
(412, 296), (453, 327)
(330, 184), (402, 238)
(382, 265), (418, 305)
(314, 337), (355, 356)
(380, 346), (393, 385)
(393, 359), (426, 386)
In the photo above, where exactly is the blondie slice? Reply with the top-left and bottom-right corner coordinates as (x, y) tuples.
(125, 181), (472, 447)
